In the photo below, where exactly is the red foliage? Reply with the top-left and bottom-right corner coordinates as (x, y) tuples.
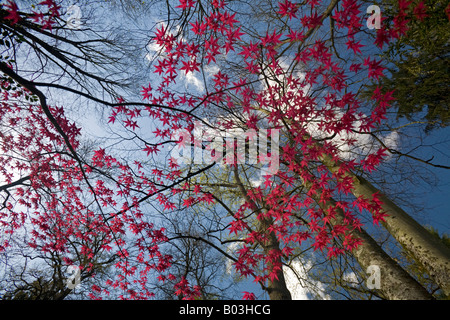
(0, 0), (428, 300)
(3, 1), (20, 25)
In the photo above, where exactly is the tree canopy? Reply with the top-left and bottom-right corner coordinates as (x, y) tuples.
(0, 0), (449, 301)
(363, 0), (450, 131)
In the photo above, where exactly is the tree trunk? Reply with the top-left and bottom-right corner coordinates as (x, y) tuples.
(318, 195), (433, 300)
(353, 175), (450, 296)
(293, 158), (433, 299)
(321, 152), (450, 296)
(234, 166), (292, 300)
(261, 216), (293, 300)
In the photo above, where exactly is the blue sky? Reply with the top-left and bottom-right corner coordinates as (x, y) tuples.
(52, 0), (450, 299)
(1, 0), (448, 300)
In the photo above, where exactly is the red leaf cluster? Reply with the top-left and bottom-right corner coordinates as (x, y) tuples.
(1, 0), (430, 300)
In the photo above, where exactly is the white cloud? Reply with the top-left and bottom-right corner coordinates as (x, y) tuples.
(182, 71), (204, 92)
(306, 111), (400, 162)
(342, 271), (360, 288)
(382, 130), (399, 155)
(253, 53), (400, 163)
(283, 259), (331, 300)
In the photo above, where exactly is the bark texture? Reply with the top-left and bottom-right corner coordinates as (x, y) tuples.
(262, 216), (293, 300)
(353, 175), (450, 297)
(291, 152), (433, 299)
(234, 166), (292, 300)
(321, 149), (450, 296)
(315, 190), (433, 299)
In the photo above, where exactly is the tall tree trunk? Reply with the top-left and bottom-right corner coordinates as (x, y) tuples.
(234, 166), (292, 300)
(256, 85), (446, 298)
(261, 216), (293, 300)
(320, 152), (450, 296)
(292, 156), (433, 299)
(265, 101), (450, 295)
(317, 194), (433, 300)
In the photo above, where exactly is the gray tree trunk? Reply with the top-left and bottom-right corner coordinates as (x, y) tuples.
(317, 194), (433, 299)
(321, 152), (450, 296)
(261, 216), (293, 300)
(234, 166), (292, 300)
(293, 156), (433, 299)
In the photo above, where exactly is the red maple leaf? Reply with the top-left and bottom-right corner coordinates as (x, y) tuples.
(176, 0), (195, 10)
(364, 57), (386, 80)
(278, 0), (298, 20)
(141, 85), (152, 100)
(346, 38), (364, 54)
(413, 1), (428, 21)
(398, 0), (413, 11)
(446, 3), (450, 21)
(4, 1), (21, 25)
(242, 291), (256, 300)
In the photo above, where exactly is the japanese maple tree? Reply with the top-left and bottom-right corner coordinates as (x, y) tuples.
(1, 0), (448, 300)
